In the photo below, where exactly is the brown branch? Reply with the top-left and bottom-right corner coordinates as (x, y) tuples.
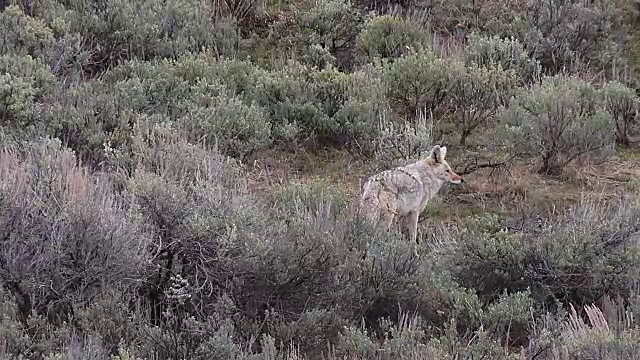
(456, 153), (518, 176)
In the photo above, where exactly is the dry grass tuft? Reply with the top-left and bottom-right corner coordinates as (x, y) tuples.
(555, 295), (640, 360)
(563, 303), (611, 340)
(0, 141), (93, 205)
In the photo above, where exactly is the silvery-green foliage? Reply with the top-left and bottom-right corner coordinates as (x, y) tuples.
(0, 5), (54, 58)
(0, 54), (54, 129)
(445, 199), (640, 316)
(601, 80), (639, 147)
(497, 75), (615, 174)
(178, 87), (271, 161)
(384, 49), (451, 118)
(446, 61), (521, 147)
(373, 110), (432, 167)
(333, 64), (388, 156)
(210, 17), (242, 59)
(429, 320), (521, 360)
(355, 14), (430, 64)
(27, 0), (233, 78)
(249, 63), (349, 144)
(42, 79), (142, 166)
(482, 290), (535, 344)
(464, 33), (541, 85)
(300, 43), (337, 70)
(524, 0), (625, 75)
(492, 0), (625, 77)
(295, 0), (361, 55)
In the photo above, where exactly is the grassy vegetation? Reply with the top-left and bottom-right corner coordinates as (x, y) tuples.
(0, 0), (640, 359)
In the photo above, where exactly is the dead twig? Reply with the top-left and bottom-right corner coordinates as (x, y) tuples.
(456, 153), (518, 176)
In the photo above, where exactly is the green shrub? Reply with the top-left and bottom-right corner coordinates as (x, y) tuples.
(42, 80), (140, 166)
(249, 63), (348, 145)
(497, 75), (615, 175)
(199, 57), (265, 97)
(261, 309), (347, 356)
(249, 65), (311, 142)
(132, 0), (221, 59)
(530, 198), (640, 305)
(50, 0), (141, 75)
(476, 0), (531, 38)
(421, 0), (629, 77)
(28, 0), (229, 78)
(435, 201), (640, 353)
(212, 0), (262, 22)
(429, 321), (520, 360)
(355, 15), (429, 64)
(124, 119), (243, 186)
(0, 5), (54, 57)
(445, 199), (640, 311)
(446, 62), (520, 147)
(384, 49), (451, 118)
(73, 298), (142, 356)
(0, 54), (54, 130)
(336, 312), (520, 359)
(447, 214), (528, 301)
(47, 56), (391, 164)
(123, 138), (254, 330)
(464, 33), (541, 85)
(601, 80), (639, 147)
(102, 57), (395, 157)
(300, 43), (338, 69)
(295, 0), (361, 57)
(46, 32), (93, 83)
(245, 0), (359, 70)
(333, 64), (389, 157)
(210, 17), (242, 59)
(178, 88), (272, 161)
(45, 56), (266, 165)
(522, 0), (627, 75)
(482, 290), (535, 347)
(101, 56), (211, 116)
(121, 311), (244, 360)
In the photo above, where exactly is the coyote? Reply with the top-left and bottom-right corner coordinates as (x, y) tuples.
(358, 145), (463, 243)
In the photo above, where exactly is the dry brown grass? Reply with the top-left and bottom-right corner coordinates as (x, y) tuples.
(246, 148), (371, 196)
(553, 297), (639, 360)
(0, 143), (93, 204)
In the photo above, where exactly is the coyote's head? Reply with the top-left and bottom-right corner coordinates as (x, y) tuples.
(425, 145), (464, 184)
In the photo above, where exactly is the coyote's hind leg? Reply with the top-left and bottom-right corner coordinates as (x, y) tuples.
(377, 191), (398, 231)
(402, 211), (419, 243)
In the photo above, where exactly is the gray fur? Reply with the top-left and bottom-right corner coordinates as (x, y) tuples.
(358, 145), (463, 243)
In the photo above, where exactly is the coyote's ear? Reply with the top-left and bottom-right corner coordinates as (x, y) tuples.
(429, 145), (442, 163)
(440, 146), (447, 160)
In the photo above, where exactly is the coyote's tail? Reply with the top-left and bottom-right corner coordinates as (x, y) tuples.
(358, 181), (381, 223)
